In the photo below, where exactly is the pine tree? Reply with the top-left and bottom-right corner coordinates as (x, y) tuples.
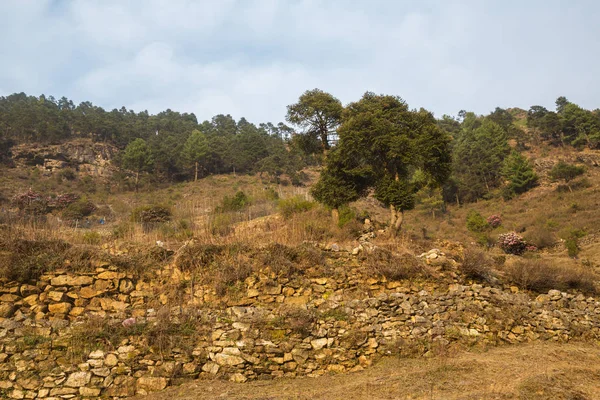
(501, 151), (538, 198)
(181, 130), (208, 181)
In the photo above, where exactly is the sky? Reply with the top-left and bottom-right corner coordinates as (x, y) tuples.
(1, 0), (599, 125)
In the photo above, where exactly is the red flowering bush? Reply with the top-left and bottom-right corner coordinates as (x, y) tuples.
(498, 232), (529, 255)
(487, 214), (502, 229)
(12, 189), (48, 215)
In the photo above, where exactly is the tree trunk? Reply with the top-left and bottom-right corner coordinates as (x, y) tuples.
(455, 193), (460, 207)
(135, 171), (139, 192)
(194, 161), (198, 182)
(389, 205), (404, 236)
(331, 208), (339, 226)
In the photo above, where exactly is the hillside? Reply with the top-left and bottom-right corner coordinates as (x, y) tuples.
(1, 96), (600, 399)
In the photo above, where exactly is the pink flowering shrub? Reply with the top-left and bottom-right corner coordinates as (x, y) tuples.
(498, 232), (529, 255)
(487, 214), (502, 229)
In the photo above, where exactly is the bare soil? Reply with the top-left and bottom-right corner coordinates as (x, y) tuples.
(138, 342), (600, 400)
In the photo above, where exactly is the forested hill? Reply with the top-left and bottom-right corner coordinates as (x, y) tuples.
(0, 91), (599, 201)
(0, 92), (310, 182)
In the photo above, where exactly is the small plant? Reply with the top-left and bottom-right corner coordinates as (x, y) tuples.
(549, 161), (585, 192)
(216, 191), (250, 212)
(277, 196), (315, 219)
(486, 214), (502, 229)
(497, 232), (528, 255)
(131, 204), (172, 223)
(362, 248), (427, 281)
(466, 210), (489, 233)
(337, 205), (356, 228)
(81, 231), (102, 245)
(459, 247), (495, 282)
(61, 198), (97, 221)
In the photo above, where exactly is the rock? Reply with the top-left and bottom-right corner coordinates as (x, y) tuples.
(79, 387), (101, 397)
(65, 371), (91, 387)
(0, 304), (16, 318)
(104, 353), (118, 367)
(97, 271), (125, 280)
(247, 288), (260, 298)
(48, 291), (65, 302)
(119, 280), (134, 294)
(202, 362), (220, 374)
(0, 294), (20, 302)
(311, 338), (329, 350)
(229, 373), (247, 383)
(265, 284), (282, 295)
(51, 275), (94, 286)
(137, 376), (168, 393)
(48, 302), (72, 314)
(79, 287), (102, 299)
(214, 353), (245, 366)
(9, 389), (24, 399)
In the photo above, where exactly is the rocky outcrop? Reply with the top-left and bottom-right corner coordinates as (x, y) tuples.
(0, 259), (599, 399)
(11, 139), (117, 177)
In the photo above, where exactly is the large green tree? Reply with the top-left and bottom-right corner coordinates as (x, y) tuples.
(286, 89), (343, 152)
(312, 92), (451, 234)
(181, 129), (209, 181)
(121, 138), (153, 190)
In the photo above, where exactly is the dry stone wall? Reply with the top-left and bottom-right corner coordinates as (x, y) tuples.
(0, 261), (599, 399)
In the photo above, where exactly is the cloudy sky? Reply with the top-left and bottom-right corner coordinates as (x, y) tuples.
(1, 0), (599, 124)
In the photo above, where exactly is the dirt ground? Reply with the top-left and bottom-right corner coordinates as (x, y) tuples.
(138, 342), (600, 400)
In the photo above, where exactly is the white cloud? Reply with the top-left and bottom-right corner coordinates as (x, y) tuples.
(1, 0), (599, 123)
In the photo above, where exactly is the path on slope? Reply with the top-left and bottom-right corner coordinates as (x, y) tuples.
(137, 342), (600, 400)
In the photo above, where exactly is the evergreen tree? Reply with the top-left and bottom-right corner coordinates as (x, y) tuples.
(121, 138), (153, 190)
(286, 89), (343, 152)
(311, 92), (451, 234)
(501, 151), (538, 198)
(181, 130), (208, 181)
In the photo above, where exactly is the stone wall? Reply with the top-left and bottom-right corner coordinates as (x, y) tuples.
(0, 261), (599, 399)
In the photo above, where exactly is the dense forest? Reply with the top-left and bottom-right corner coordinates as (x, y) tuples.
(0, 91), (598, 207)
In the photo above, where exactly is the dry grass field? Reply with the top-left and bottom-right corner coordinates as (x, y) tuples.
(138, 342), (600, 400)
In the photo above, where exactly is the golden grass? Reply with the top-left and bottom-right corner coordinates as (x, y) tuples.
(136, 342), (600, 400)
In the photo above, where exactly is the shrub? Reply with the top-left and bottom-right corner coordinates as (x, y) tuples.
(505, 259), (597, 294)
(563, 229), (585, 258)
(549, 161), (585, 183)
(466, 210), (489, 233)
(486, 214), (502, 229)
(362, 248), (426, 281)
(498, 232), (528, 255)
(524, 227), (556, 249)
(131, 204), (172, 223)
(278, 196), (315, 219)
(81, 231), (102, 245)
(337, 205), (356, 228)
(217, 191), (249, 212)
(12, 189), (49, 215)
(459, 247), (495, 282)
(61, 198), (97, 221)
(58, 168), (77, 181)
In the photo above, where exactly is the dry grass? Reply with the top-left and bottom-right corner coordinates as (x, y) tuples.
(458, 247), (496, 283)
(136, 342), (600, 400)
(361, 248), (428, 281)
(504, 258), (598, 294)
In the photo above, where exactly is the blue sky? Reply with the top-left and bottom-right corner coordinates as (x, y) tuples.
(1, 0), (599, 124)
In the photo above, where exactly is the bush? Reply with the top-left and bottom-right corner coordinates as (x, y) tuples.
(524, 227), (556, 249)
(337, 205), (357, 228)
(61, 198), (97, 221)
(217, 191), (249, 212)
(466, 210), (489, 233)
(81, 231), (102, 245)
(498, 232), (529, 255)
(278, 196), (315, 219)
(131, 204), (172, 224)
(362, 248), (426, 281)
(486, 214), (502, 229)
(12, 189), (49, 215)
(505, 259), (597, 294)
(459, 248), (495, 282)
